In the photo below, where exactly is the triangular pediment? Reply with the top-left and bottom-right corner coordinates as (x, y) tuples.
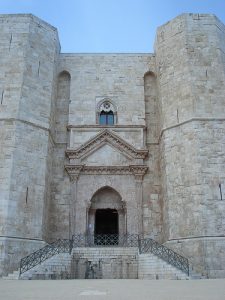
(81, 143), (132, 166)
(66, 129), (148, 160)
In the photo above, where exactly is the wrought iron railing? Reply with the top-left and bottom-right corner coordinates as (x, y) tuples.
(20, 234), (189, 276)
(72, 234), (139, 247)
(19, 234), (138, 274)
(139, 238), (189, 275)
(20, 239), (72, 274)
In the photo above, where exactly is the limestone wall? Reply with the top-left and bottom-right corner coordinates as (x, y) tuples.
(48, 54), (159, 241)
(143, 72), (162, 241)
(58, 53), (153, 126)
(47, 71), (71, 241)
(0, 14), (59, 275)
(155, 13), (225, 276)
(1, 12), (225, 278)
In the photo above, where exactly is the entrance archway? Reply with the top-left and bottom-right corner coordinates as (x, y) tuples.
(88, 186), (126, 237)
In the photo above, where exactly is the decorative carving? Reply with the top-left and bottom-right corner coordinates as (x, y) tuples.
(65, 165), (84, 181)
(66, 129), (148, 160)
(129, 165), (148, 181)
(97, 98), (117, 113)
(65, 164), (148, 178)
(100, 101), (114, 112)
(82, 166), (131, 175)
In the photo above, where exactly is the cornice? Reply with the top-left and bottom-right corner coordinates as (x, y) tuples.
(65, 164), (148, 178)
(67, 125), (146, 129)
(66, 129), (148, 160)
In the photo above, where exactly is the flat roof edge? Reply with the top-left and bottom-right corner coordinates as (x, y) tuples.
(60, 53), (155, 56)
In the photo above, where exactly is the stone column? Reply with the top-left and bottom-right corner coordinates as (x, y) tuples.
(130, 165), (148, 236)
(118, 209), (125, 235)
(65, 165), (84, 238)
(70, 175), (78, 239)
(88, 209), (95, 235)
(135, 178), (144, 235)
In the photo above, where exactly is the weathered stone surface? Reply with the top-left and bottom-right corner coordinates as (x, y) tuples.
(0, 13), (225, 278)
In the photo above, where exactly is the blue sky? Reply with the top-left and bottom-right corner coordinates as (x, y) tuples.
(1, 0), (225, 53)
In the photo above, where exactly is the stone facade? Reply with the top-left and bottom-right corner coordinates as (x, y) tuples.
(0, 13), (225, 278)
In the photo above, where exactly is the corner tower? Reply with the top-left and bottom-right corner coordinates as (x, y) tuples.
(155, 14), (225, 277)
(0, 14), (60, 275)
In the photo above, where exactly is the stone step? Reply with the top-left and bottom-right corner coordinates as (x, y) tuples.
(138, 253), (190, 280)
(3, 247), (204, 280)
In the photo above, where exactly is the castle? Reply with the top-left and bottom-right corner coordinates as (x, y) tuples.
(0, 13), (225, 279)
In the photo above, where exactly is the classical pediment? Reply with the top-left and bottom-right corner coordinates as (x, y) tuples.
(81, 144), (132, 166)
(66, 129), (148, 160)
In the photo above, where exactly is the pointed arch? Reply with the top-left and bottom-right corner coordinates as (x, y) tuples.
(88, 185), (126, 236)
(96, 98), (117, 125)
(144, 71), (159, 143)
(57, 70), (71, 100)
(55, 70), (71, 142)
(91, 185), (123, 209)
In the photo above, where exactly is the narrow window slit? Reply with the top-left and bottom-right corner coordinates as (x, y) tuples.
(219, 183), (223, 201)
(176, 109), (179, 123)
(25, 187), (29, 204)
(9, 34), (12, 51)
(1, 90), (4, 105)
(38, 61), (40, 76)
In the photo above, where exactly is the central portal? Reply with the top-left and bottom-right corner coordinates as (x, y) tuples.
(95, 209), (118, 235)
(88, 186), (126, 242)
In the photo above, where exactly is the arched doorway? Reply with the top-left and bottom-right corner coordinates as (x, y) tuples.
(88, 187), (126, 241)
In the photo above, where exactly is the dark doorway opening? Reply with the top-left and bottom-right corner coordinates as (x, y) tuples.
(95, 209), (118, 245)
(95, 209), (118, 234)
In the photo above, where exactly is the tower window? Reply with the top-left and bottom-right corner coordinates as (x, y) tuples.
(99, 110), (114, 125)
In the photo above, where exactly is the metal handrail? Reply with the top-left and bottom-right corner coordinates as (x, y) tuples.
(19, 234), (138, 274)
(19, 234), (189, 276)
(72, 234), (139, 247)
(139, 238), (189, 275)
(20, 239), (72, 274)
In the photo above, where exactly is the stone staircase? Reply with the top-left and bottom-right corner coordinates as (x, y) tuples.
(20, 253), (71, 280)
(2, 253), (71, 280)
(2, 236), (204, 280)
(138, 253), (189, 279)
(71, 247), (138, 279)
(2, 270), (20, 280)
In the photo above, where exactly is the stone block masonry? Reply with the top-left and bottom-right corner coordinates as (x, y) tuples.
(0, 13), (225, 278)
(0, 14), (60, 276)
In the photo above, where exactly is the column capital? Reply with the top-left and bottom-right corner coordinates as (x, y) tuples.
(129, 165), (148, 181)
(65, 164), (84, 182)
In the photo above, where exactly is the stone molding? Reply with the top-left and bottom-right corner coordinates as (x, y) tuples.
(129, 165), (149, 181)
(66, 129), (148, 160)
(65, 164), (148, 178)
(65, 165), (84, 182)
(67, 125), (146, 128)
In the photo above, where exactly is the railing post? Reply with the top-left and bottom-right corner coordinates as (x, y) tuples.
(138, 235), (141, 253)
(69, 236), (73, 254)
